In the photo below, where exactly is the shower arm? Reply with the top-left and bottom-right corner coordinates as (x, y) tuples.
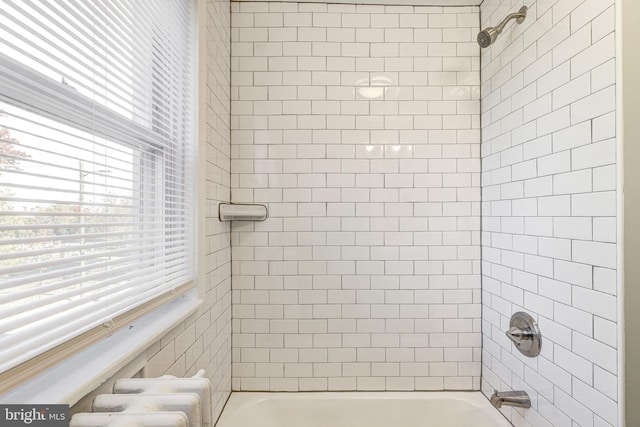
(494, 7), (527, 35)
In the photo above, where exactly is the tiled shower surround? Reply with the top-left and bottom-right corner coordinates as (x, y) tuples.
(480, 0), (618, 426)
(230, 3), (482, 391)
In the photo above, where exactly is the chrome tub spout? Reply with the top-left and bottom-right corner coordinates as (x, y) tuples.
(490, 390), (531, 409)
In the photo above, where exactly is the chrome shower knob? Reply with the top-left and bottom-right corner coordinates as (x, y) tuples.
(505, 311), (541, 357)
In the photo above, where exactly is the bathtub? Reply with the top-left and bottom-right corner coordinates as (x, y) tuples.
(215, 392), (512, 427)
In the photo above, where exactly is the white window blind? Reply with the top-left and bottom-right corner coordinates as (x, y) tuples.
(0, 0), (194, 374)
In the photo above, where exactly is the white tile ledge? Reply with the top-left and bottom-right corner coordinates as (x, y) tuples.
(0, 293), (202, 405)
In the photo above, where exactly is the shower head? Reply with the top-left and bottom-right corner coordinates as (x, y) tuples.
(477, 27), (500, 49)
(478, 6), (528, 48)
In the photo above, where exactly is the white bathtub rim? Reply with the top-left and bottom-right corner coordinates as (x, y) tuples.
(215, 391), (512, 426)
(224, 390), (496, 405)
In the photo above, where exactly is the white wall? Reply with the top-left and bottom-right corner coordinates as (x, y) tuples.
(480, 0), (618, 426)
(230, 2), (482, 391)
(144, 0), (233, 422)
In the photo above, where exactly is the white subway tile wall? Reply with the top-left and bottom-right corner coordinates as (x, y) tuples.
(480, 0), (617, 426)
(231, 2), (481, 391)
(146, 0), (232, 421)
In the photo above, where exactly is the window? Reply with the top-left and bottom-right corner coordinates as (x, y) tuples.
(0, 1), (195, 379)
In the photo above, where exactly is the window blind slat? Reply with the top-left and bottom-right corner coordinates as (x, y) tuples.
(0, 256), (190, 310)
(0, 228), (188, 244)
(0, 234), (183, 263)
(0, 237), (187, 276)
(0, 243), (189, 289)
(0, 181), (189, 206)
(1, 258), (189, 325)
(0, 255), (189, 306)
(23, 0), (147, 88)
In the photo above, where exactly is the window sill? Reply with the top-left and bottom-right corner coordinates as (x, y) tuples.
(0, 294), (202, 405)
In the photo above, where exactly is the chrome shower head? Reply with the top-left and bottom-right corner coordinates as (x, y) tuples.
(477, 27), (499, 48)
(478, 6), (528, 48)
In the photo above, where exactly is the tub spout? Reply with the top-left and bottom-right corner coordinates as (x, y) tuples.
(490, 390), (531, 409)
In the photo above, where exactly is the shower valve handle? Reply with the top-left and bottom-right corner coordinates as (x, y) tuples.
(506, 326), (534, 343)
(504, 312), (541, 357)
